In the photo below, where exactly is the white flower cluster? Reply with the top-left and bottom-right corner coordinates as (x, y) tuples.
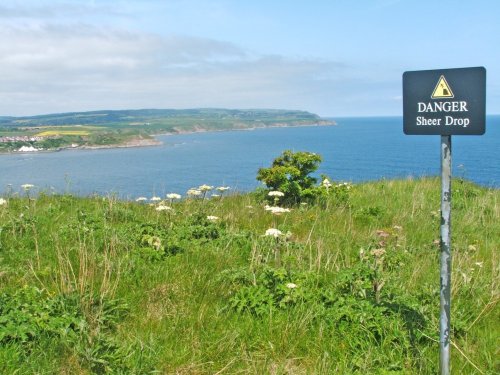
(155, 205), (172, 212)
(137, 186), (230, 202)
(370, 248), (386, 257)
(21, 184), (34, 191)
(198, 184), (213, 192)
(264, 205), (291, 215)
(166, 193), (181, 200)
(187, 189), (202, 197)
(134, 192), (181, 212)
(337, 182), (352, 190)
(0, 198), (7, 206)
(322, 180), (352, 190)
(206, 215), (219, 221)
(268, 191), (284, 197)
(263, 228), (292, 239)
(264, 228), (283, 237)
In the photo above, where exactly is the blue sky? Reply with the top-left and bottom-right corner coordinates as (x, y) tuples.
(0, 0), (498, 117)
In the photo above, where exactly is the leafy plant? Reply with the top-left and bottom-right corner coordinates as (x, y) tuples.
(177, 213), (223, 241)
(0, 286), (133, 373)
(257, 150), (323, 205)
(0, 287), (84, 345)
(134, 223), (183, 261)
(229, 267), (319, 315)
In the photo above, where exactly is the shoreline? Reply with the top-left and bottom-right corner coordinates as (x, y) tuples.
(153, 120), (336, 137)
(0, 121), (335, 155)
(0, 137), (162, 155)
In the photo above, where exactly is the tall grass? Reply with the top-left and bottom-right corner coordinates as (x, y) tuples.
(0, 178), (498, 374)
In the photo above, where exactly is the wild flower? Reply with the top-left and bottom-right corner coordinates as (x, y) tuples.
(359, 248), (366, 259)
(150, 196), (161, 202)
(0, 198), (7, 206)
(322, 178), (332, 188)
(136, 197), (148, 202)
(264, 228), (283, 238)
(187, 189), (202, 197)
(206, 215), (219, 221)
(268, 190), (285, 205)
(21, 184), (34, 191)
(461, 271), (472, 285)
(376, 230), (390, 238)
(198, 185), (213, 192)
(370, 248), (386, 257)
(214, 186), (230, 199)
(150, 236), (162, 250)
(166, 193), (181, 200)
(268, 191), (284, 197)
(286, 283), (297, 289)
(337, 182), (352, 190)
(155, 205), (172, 211)
(265, 206), (291, 215)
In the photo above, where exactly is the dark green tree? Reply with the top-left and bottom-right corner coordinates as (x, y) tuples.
(256, 150), (322, 205)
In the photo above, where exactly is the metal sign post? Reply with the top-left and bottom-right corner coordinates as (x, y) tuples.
(403, 67), (486, 375)
(440, 135), (452, 374)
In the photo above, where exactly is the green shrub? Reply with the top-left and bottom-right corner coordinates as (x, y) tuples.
(256, 150), (323, 205)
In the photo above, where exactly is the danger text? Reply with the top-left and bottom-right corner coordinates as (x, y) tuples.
(417, 101), (468, 113)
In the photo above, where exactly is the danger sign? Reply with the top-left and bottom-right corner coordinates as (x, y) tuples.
(403, 67), (486, 135)
(431, 76), (454, 99)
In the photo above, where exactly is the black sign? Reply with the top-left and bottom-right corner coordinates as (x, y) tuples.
(403, 67), (486, 135)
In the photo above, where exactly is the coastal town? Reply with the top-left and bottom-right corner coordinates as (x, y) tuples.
(0, 135), (44, 143)
(0, 134), (53, 152)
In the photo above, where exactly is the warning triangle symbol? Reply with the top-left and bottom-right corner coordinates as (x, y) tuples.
(431, 75), (454, 99)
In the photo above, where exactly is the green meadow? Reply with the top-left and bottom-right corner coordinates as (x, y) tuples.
(0, 177), (498, 374)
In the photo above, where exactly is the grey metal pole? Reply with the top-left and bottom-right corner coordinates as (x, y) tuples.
(440, 135), (452, 375)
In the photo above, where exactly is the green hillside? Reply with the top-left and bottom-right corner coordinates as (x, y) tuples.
(0, 108), (334, 152)
(0, 108), (331, 129)
(0, 177), (497, 374)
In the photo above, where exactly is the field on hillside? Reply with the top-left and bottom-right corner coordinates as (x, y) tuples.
(0, 178), (498, 374)
(0, 109), (334, 152)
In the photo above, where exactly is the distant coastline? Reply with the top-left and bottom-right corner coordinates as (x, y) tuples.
(0, 108), (335, 154)
(1, 116), (498, 196)
(1, 119), (335, 154)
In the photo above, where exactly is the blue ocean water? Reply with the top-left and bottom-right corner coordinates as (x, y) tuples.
(0, 116), (498, 198)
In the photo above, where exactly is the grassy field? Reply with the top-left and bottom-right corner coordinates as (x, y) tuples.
(36, 130), (91, 136)
(0, 178), (498, 374)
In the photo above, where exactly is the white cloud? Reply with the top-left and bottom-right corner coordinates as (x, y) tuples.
(0, 1), (126, 19)
(0, 22), (356, 116)
(0, 0), (404, 117)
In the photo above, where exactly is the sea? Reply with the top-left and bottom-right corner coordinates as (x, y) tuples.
(0, 116), (498, 198)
